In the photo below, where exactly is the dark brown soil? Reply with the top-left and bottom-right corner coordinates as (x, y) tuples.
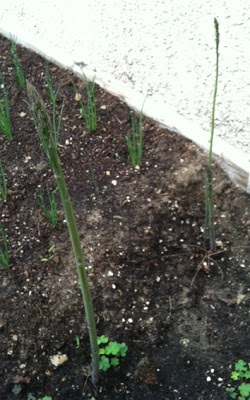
(0, 34), (249, 400)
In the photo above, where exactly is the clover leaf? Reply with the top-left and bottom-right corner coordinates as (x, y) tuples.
(111, 357), (120, 367)
(105, 341), (121, 356)
(119, 343), (128, 357)
(99, 355), (110, 371)
(235, 360), (247, 372)
(97, 335), (109, 345)
(238, 382), (250, 397)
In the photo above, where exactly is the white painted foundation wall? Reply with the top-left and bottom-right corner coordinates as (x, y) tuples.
(0, 0), (250, 192)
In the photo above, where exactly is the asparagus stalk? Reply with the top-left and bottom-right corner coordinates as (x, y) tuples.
(27, 81), (99, 384)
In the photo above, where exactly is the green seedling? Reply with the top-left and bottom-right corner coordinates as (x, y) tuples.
(27, 394), (52, 400)
(11, 39), (25, 88)
(40, 245), (55, 263)
(204, 18), (219, 252)
(126, 98), (146, 167)
(37, 184), (58, 228)
(12, 384), (22, 395)
(38, 397), (52, 400)
(75, 335), (80, 348)
(27, 81), (99, 384)
(0, 162), (7, 201)
(0, 222), (9, 269)
(97, 335), (128, 372)
(72, 73), (97, 133)
(226, 360), (250, 399)
(44, 61), (64, 149)
(0, 72), (12, 141)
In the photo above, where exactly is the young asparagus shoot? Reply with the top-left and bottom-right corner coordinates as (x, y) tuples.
(204, 18), (220, 252)
(10, 39), (25, 88)
(27, 81), (99, 384)
(0, 162), (7, 202)
(0, 73), (12, 141)
(126, 98), (146, 167)
(85, 153), (99, 196)
(37, 185), (58, 228)
(0, 223), (9, 269)
(72, 74), (97, 133)
(44, 61), (64, 149)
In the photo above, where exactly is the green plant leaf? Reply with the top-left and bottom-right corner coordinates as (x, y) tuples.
(238, 383), (250, 397)
(105, 341), (120, 356)
(27, 394), (36, 400)
(99, 355), (110, 372)
(119, 343), (128, 357)
(244, 370), (250, 379)
(97, 335), (109, 345)
(74, 335), (80, 348)
(231, 371), (240, 381)
(235, 360), (247, 372)
(111, 357), (120, 367)
(226, 387), (236, 399)
(12, 384), (22, 395)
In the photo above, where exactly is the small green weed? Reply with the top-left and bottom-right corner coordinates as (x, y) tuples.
(97, 335), (128, 372)
(12, 384), (22, 395)
(226, 360), (250, 399)
(0, 72), (12, 141)
(27, 393), (52, 400)
(0, 222), (9, 269)
(126, 98), (146, 167)
(40, 245), (55, 263)
(11, 39), (25, 88)
(37, 184), (58, 228)
(0, 162), (7, 201)
(44, 61), (64, 149)
(73, 73), (97, 133)
(75, 335), (80, 348)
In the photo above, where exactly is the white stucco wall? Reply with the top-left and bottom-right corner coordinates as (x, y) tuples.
(0, 0), (249, 191)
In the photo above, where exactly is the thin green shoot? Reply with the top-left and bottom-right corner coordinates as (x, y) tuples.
(126, 98), (146, 167)
(0, 223), (9, 269)
(72, 73), (97, 133)
(44, 61), (64, 149)
(37, 184), (58, 228)
(75, 335), (80, 348)
(10, 39), (25, 89)
(27, 81), (99, 384)
(204, 18), (219, 252)
(0, 162), (7, 202)
(0, 72), (12, 141)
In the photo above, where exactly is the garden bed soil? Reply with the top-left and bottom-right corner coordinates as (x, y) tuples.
(0, 34), (249, 400)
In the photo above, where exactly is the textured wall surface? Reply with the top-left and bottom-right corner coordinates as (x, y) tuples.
(0, 0), (249, 190)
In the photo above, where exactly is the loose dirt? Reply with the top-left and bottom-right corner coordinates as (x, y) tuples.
(0, 34), (249, 400)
